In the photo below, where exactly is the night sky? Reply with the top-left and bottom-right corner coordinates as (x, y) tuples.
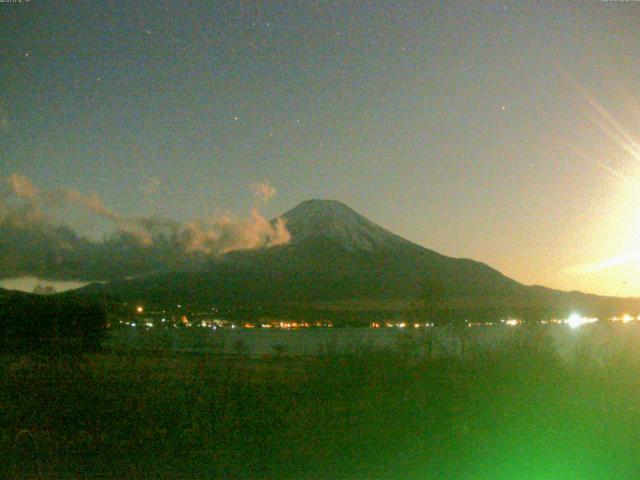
(1, 1), (640, 295)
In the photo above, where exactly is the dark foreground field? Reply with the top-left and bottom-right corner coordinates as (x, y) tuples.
(2, 327), (640, 479)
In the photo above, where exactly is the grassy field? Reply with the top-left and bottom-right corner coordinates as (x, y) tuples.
(2, 326), (640, 479)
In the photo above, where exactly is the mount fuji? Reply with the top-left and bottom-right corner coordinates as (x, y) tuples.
(75, 199), (640, 323)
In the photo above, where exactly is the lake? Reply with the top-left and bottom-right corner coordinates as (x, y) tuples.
(105, 321), (640, 360)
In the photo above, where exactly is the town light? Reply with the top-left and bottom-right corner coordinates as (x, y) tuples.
(566, 313), (597, 329)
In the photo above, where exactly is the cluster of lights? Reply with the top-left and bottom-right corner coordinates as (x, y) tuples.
(540, 319), (564, 325)
(275, 321), (306, 329)
(255, 321), (333, 329)
(565, 313), (598, 329)
(124, 314), (336, 330)
(611, 314), (640, 323)
(370, 322), (434, 329)
(127, 305), (636, 332)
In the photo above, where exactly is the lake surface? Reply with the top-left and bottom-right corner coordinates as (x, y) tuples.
(106, 322), (640, 359)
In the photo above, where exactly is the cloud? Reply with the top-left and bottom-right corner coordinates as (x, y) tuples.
(250, 180), (277, 203)
(7, 174), (38, 201)
(0, 173), (291, 281)
(48, 188), (120, 221)
(0, 175), (45, 227)
(179, 208), (290, 255)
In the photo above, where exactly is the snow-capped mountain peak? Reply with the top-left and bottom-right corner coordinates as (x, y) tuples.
(279, 199), (408, 251)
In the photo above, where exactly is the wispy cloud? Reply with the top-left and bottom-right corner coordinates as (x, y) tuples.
(7, 173), (38, 200)
(0, 173), (290, 281)
(48, 188), (121, 221)
(250, 180), (277, 203)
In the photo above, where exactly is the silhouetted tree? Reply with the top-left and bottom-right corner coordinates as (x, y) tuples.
(0, 293), (107, 352)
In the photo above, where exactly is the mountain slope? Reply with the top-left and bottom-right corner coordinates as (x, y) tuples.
(235, 199), (524, 298)
(76, 199), (640, 322)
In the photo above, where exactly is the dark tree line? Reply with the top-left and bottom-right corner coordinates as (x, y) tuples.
(0, 292), (106, 352)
